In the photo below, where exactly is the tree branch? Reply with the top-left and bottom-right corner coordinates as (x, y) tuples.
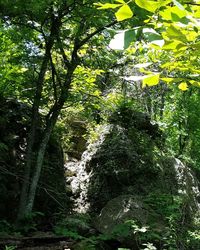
(77, 20), (118, 49)
(56, 33), (71, 68)
(184, 2), (200, 5)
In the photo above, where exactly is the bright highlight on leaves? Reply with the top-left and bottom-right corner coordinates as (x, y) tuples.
(135, 0), (161, 13)
(142, 74), (160, 87)
(161, 77), (174, 83)
(173, 0), (185, 10)
(94, 2), (121, 9)
(178, 82), (188, 91)
(160, 6), (187, 20)
(95, 0), (199, 91)
(115, 0), (125, 3)
(94, 1), (133, 22)
(115, 4), (133, 21)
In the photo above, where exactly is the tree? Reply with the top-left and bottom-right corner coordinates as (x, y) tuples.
(0, 0), (119, 222)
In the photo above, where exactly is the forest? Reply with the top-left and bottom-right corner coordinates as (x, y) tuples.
(0, 0), (200, 249)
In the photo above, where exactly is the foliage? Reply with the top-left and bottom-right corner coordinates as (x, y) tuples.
(16, 211), (44, 234)
(142, 243), (157, 250)
(4, 246), (16, 250)
(0, 220), (12, 236)
(54, 213), (91, 239)
(103, 194), (199, 249)
(0, 220), (21, 238)
(95, 0), (200, 91)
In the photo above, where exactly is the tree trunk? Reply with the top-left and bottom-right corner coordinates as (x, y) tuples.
(17, 15), (61, 222)
(25, 111), (59, 214)
(17, 53), (50, 221)
(18, 61), (77, 219)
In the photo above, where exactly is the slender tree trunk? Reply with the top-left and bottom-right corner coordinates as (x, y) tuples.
(17, 54), (50, 221)
(17, 15), (61, 222)
(25, 112), (59, 214)
(19, 61), (77, 218)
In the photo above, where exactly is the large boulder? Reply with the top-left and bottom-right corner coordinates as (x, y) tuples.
(94, 195), (150, 234)
(159, 158), (200, 214)
(94, 157), (200, 234)
(86, 123), (161, 213)
(65, 106), (200, 219)
(64, 105), (200, 248)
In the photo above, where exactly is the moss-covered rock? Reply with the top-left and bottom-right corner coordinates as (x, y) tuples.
(86, 115), (161, 213)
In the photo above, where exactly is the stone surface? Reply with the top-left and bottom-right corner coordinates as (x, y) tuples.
(94, 195), (150, 234)
(159, 157), (200, 213)
(65, 106), (200, 235)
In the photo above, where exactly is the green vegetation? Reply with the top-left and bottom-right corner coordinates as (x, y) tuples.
(0, 0), (200, 249)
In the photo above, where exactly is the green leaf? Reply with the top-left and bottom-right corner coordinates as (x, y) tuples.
(165, 25), (187, 43)
(135, 0), (161, 13)
(124, 29), (138, 48)
(115, 4), (133, 21)
(161, 77), (174, 83)
(94, 3), (122, 9)
(190, 42), (200, 50)
(194, 8), (200, 18)
(142, 28), (163, 45)
(189, 80), (200, 87)
(115, 0), (125, 3)
(142, 73), (160, 87)
(160, 6), (187, 20)
(178, 82), (188, 91)
(162, 40), (184, 50)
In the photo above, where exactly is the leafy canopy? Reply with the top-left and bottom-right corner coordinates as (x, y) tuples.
(95, 0), (200, 91)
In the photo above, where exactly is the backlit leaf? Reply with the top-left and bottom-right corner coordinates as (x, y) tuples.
(194, 8), (200, 18)
(115, 4), (133, 21)
(165, 25), (187, 43)
(115, 0), (125, 3)
(161, 77), (174, 83)
(94, 3), (122, 9)
(160, 6), (187, 20)
(178, 82), (188, 91)
(135, 0), (161, 13)
(162, 40), (184, 50)
(142, 74), (160, 87)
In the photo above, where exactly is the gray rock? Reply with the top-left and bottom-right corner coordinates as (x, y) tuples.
(94, 195), (150, 234)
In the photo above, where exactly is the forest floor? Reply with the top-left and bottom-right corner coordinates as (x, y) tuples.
(0, 234), (75, 250)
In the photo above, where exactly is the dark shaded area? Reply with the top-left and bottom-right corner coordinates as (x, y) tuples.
(0, 97), (70, 225)
(109, 105), (162, 140)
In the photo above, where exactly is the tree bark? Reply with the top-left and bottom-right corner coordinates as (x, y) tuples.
(17, 14), (61, 222)
(24, 62), (77, 213)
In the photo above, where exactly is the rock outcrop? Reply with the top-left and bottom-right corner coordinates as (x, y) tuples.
(65, 106), (200, 242)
